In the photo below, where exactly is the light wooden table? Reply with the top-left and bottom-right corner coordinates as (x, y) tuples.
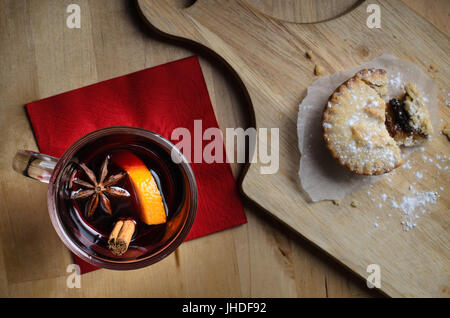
(0, 0), (447, 297)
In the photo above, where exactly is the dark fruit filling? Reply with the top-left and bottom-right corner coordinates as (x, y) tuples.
(388, 98), (412, 132)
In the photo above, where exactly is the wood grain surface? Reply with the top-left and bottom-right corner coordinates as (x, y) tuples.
(0, 0), (447, 297)
(137, 0), (450, 297)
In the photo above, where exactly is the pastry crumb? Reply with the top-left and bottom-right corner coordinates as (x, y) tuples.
(350, 200), (359, 208)
(429, 63), (439, 72)
(306, 50), (313, 60)
(332, 200), (340, 206)
(314, 64), (324, 76)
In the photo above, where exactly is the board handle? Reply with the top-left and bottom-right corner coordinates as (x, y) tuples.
(137, 0), (367, 38)
(137, 0), (274, 39)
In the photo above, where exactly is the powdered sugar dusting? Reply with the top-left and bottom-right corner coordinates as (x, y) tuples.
(388, 72), (404, 97)
(364, 152), (447, 232)
(397, 187), (439, 231)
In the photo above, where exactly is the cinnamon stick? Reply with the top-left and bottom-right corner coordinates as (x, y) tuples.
(108, 219), (136, 256)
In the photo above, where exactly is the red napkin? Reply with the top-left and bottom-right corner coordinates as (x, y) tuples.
(26, 56), (247, 274)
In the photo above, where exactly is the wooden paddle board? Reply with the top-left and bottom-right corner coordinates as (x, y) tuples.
(137, 0), (450, 297)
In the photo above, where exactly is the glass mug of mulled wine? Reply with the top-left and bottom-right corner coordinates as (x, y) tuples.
(12, 127), (197, 269)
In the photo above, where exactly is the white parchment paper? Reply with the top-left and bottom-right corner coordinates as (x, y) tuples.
(297, 53), (438, 202)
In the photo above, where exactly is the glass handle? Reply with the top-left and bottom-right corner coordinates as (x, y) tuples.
(12, 150), (59, 184)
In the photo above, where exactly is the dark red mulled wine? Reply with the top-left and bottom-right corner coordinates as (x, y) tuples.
(57, 131), (189, 261)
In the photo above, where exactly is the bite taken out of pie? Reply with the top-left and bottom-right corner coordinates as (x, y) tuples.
(385, 82), (433, 146)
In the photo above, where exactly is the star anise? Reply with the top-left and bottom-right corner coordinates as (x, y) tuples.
(71, 156), (130, 218)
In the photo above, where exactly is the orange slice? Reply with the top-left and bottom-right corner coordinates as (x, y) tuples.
(111, 151), (166, 225)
